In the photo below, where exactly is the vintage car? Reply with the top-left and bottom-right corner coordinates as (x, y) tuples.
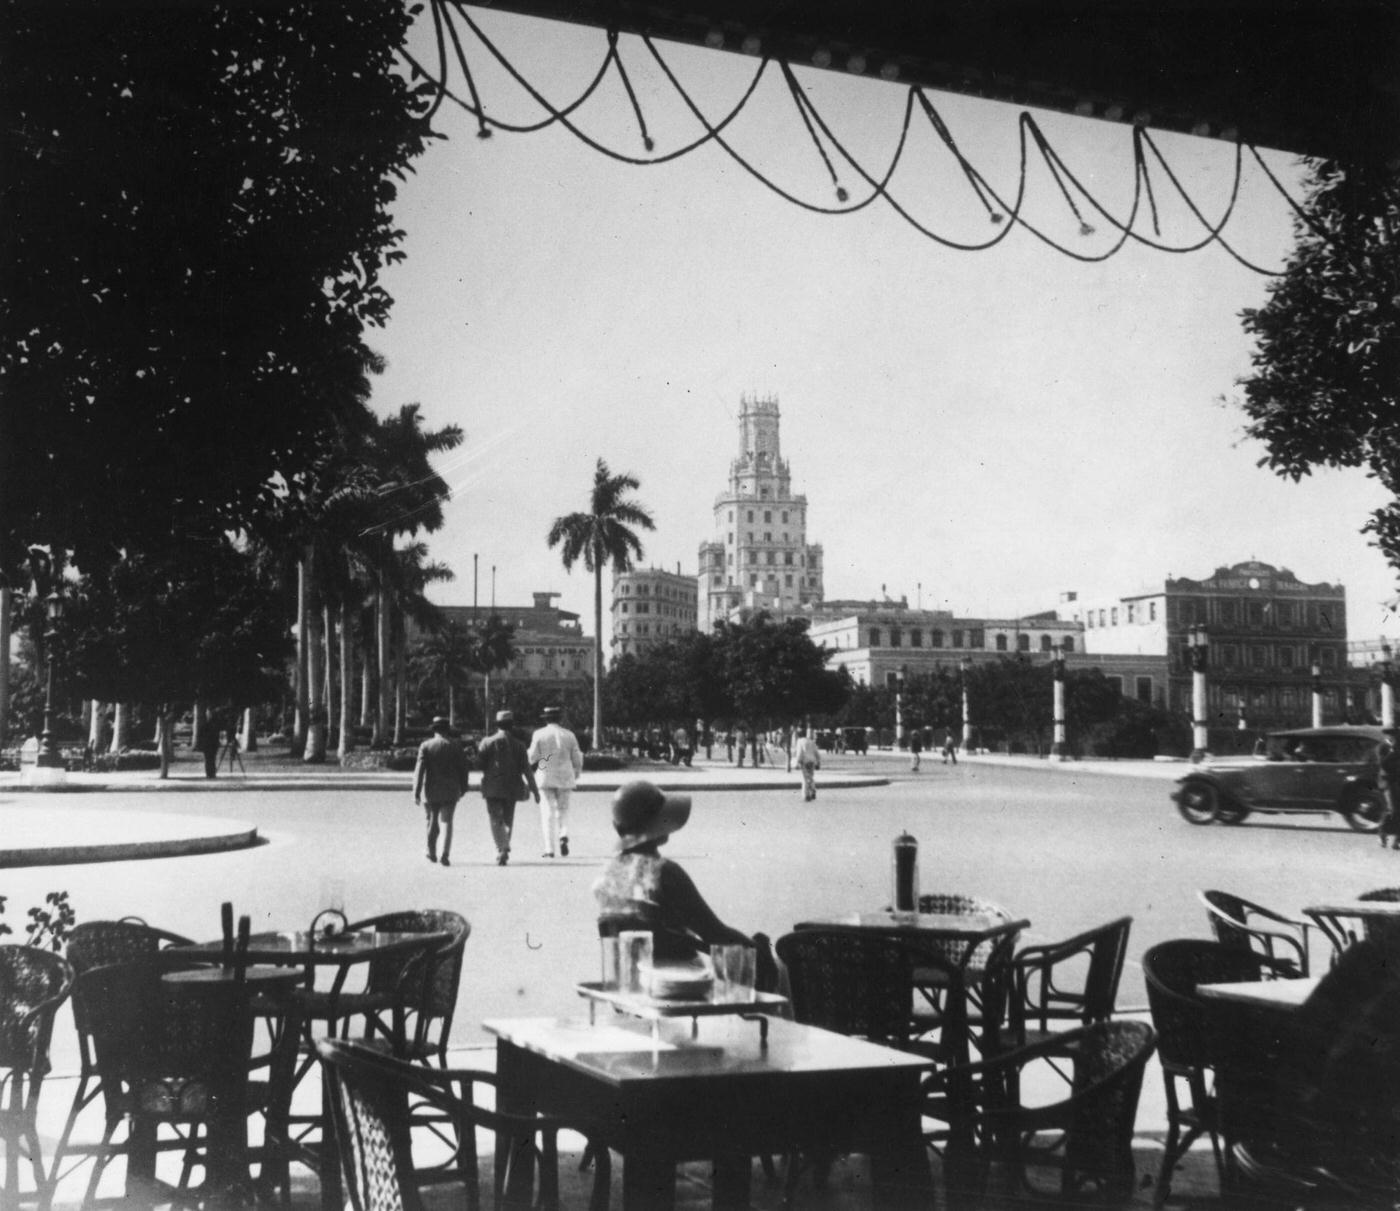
(1172, 725), (1389, 831)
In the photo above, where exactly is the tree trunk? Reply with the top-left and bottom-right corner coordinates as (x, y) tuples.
(323, 601), (335, 749)
(360, 644), (372, 728)
(483, 672), (491, 732)
(393, 638), (406, 746)
(338, 601), (355, 760)
(87, 699), (104, 750)
(0, 585), (10, 746)
(447, 683), (455, 730)
(592, 563), (604, 749)
(157, 709), (173, 779)
(240, 707), (257, 753)
(374, 583), (390, 745)
(111, 703), (130, 753)
(304, 549), (327, 763)
(293, 558), (309, 756)
(191, 699), (203, 755)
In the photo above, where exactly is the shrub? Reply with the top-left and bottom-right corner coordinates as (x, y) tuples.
(0, 891), (76, 951)
(339, 748), (418, 772)
(582, 752), (630, 772)
(90, 749), (163, 772)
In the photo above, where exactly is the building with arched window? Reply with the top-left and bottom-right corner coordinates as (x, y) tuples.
(611, 566), (699, 658)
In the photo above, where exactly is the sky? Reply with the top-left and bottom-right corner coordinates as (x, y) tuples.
(370, 7), (1398, 645)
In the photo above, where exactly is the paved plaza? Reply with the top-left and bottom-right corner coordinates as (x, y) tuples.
(2, 749), (1368, 1208)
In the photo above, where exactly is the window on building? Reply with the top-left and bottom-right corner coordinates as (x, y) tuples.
(764, 511), (772, 523)
(1017, 633), (1031, 652)
(890, 629), (902, 648)
(1098, 609), (1106, 626)
(1321, 647), (1336, 668)
(1279, 646), (1294, 668)
(1136, 676), (1152, 703)
(1110, 607), (1119, 626)
(1087, 614), (1094, 628)
(1040, 635), (1052, 651)
(953, 629), (964, 648)
(766, 552), (775, 565)
(713, 574), (723, 586)
(1252, 646), (1267, 667)
(1127, 603), (1136, 623)
(784, 552), (793, 566)
(1149, 602), (1157, 621)
(970, 629), (984, 648)
(1063, 637), (1074, 653)
(781, 511), (788, 522)
(621, 603), (628, 613)
(869, 628), (881, 647)
(747, 510), (753, 522)
(726, 553), (733, 566)
(1220, 645), (1237, 667)
(1276, 602), (1292, 627)
(750, 574), (757, 586)
(930, 630), (942, 648)
(785, 574), (793, 586)
(996, 634), (1008, 652)
(910, 628), (923, 647)
(727, 510), (733, 521)
(764, 532), (772, 542)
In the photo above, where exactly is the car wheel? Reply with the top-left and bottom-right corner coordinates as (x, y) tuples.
(1344, 789), (1387, 833)
(1217, 802), (1251, 825)
(1176, 782), (1219, 825)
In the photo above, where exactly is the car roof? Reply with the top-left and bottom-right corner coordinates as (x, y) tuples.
(1268, 725), (1387, 741)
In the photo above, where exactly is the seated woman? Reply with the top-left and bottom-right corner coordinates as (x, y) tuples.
(593, 780), (775, 987)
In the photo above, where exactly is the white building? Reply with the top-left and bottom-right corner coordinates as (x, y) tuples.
(611, 566), (698, 658)
(697, 395), (824, 631)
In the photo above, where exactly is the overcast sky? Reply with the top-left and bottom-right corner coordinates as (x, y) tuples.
(371, 7), (1397, 644)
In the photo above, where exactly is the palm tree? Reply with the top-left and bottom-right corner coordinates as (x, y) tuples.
(471, 613), (517, 730)
(547, 459), (655, 747)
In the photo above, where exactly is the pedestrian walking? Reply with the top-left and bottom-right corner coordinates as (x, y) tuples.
(528, 706), (583, 858)
(672, 724), (692, 767)
(735, 725), (748, 768)
(909, 729), (923, 773)
(413, 716), (471, 867)
(479, 710), (539, 866)
(1377, 728), (1400, 850)
(221, 726), (245, 774)
(795, 727), (821, 801)
(942, 730), (959, 765)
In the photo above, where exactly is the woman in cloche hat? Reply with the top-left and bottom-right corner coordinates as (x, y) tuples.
(592, 780), (775, 986)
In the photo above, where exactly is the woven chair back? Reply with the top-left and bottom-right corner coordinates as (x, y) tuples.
(0, 945), (73, 1071)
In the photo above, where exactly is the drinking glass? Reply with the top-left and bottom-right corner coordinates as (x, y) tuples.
(618, 930), (653, 995)
(728, 945), (757, 1001)
(709, 944), (731, 1001)
(599, 936), (621, 990)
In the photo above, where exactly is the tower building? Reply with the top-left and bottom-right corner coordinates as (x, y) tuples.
(697, 395), (824, 631)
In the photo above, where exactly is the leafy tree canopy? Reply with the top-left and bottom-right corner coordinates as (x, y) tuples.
(1237, 160), (1400, 568)
(1, 2), (437, 574)
(711, 612), (847, 726)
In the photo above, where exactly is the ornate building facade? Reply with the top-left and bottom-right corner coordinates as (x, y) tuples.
(697, 395), (825, 631)
(1061, 560), (1350, 726)
(610, 566), (698, 658)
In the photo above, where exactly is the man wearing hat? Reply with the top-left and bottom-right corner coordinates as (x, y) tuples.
(478, 710), (539, 866)
(593, 781), (773, 981)
(528, 705), (583, 858)
(413, 716), (471, 867)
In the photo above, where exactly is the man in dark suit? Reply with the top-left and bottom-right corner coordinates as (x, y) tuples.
(413, 716), (471, 867)
(477, 710), (539, 866)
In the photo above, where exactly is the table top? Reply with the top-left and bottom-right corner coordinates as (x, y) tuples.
(1197, 976), (1320, 1009)
(485, 1014), (934, 1088)
(577, 981), (789, 1021)
(796, 910), (1029, 939)
(162, 964), (307, 988)
(1305, 899), (1400, 918)
(171, 929), (449, 966)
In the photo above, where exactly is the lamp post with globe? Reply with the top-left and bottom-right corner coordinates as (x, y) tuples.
(1049, 642), (1068, 762)
(1189, 625), (1210, 763)
(960, 657), (973, 752)
(1377, 643), (1395, 729)
(1311, 658), (1324, 728)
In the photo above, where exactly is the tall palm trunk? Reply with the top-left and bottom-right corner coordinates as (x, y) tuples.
(111, 703), (130, 753)
(304, 548), (327, 763)
(360, 644), (372, 727)
(0, 585), (10, 746)
(374, 581), (391, 745)
(156, 709), (173, 779)
(393, 638), (406, 746)
(294, 559), (309, 756)
(323, 602), (335, 749)
(592, 562), (604, 747)
(338, 602), (355, 760)
(240, 707), (257, 753)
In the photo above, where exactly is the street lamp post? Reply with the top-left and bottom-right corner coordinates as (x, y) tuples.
(960, 657), (973, 752)
(1189, 625), (1210, 763)
(894, 665), (906, 749)
(1378, 643), (1395, 729)
(1311, 659), (1324, 728)
(34, 592), (65, 770)
(1049, 642), (1068, 762)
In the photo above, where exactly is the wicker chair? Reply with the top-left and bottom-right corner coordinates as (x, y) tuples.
(1011, 916), (1133, 1048)
(1200, 890), (1312, 976)
(940, 1019), (1158, 1205)
(1142, 938), (1286, 1207)
(73, 958), (267, 1208)
(1307, 886), (1400, 963)
(0, 946), (74, 1208)
(44, 919), (195, 1205)
(317, 1038), (610, 1211)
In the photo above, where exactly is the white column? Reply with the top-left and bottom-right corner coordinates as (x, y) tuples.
(1050, 657), (1067, 762)
(1383, 681), (1395, 729)
(1191, 669), (1209, 763)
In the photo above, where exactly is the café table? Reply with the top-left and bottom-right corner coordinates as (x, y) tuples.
(795, 909), (1030, 943)
(170, 928), (447, 1211)
(485, 1013), (935, 1211)
(1197, 976), (1320, 1011)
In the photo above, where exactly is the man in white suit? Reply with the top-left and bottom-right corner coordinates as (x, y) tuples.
(528, 705), (584, 858)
